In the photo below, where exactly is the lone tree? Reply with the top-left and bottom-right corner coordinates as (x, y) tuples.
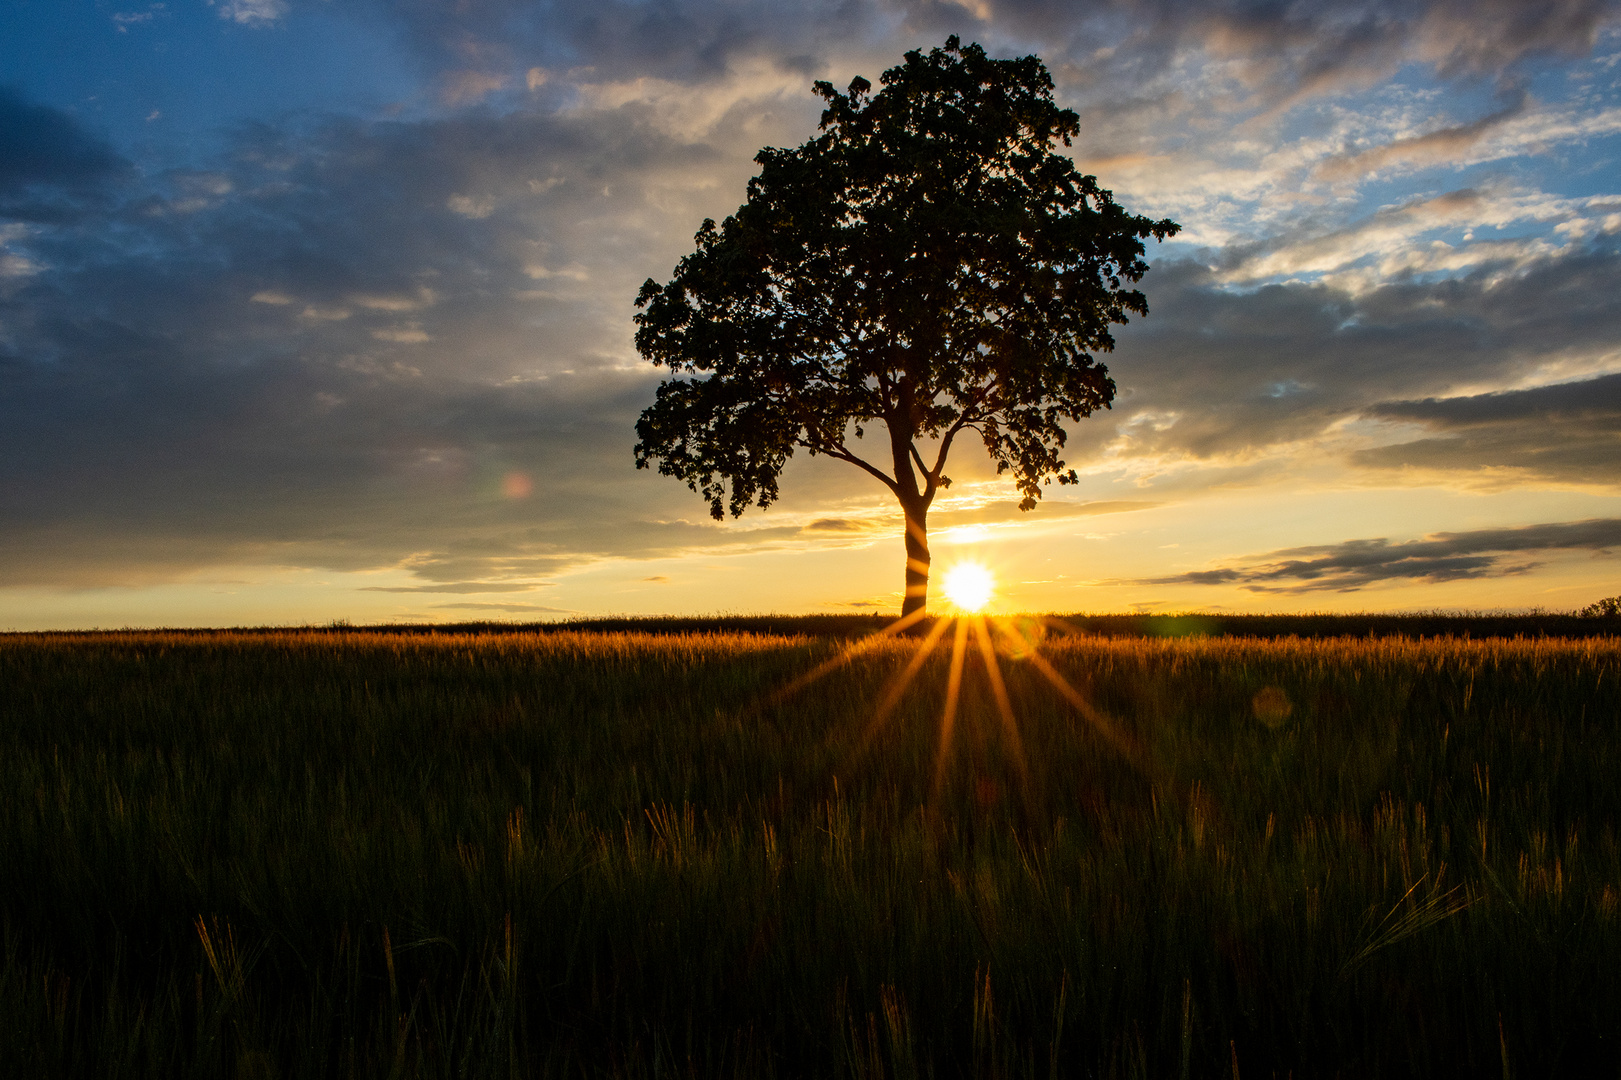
(634, 37), (1179, 617)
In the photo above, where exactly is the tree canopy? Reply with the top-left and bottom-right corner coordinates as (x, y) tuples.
(634, 36), (1179, 617)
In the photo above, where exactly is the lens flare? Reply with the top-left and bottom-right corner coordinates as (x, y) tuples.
(501, 471), (533, 499)
(942, 562), (994, 612)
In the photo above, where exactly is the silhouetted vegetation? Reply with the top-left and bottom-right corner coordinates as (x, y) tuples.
(1578, 595), (1621, 618)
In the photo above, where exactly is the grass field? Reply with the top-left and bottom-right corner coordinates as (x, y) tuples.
(1, 618), (1618, 1077)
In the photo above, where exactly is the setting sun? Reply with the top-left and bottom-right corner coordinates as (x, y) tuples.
(942, 562), (995, 613)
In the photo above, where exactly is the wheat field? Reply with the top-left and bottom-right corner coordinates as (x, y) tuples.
(1, 622), (1617, 1077)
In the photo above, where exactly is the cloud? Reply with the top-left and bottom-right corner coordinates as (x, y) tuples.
(1355, 372), (1621, 482)
(1313, 97), (1621, 185)
(931, 499), (1162, 526)
(1075, 238), (1621, 474)
(370, 325), (430, 343)
(378, 0), (881, 89)
(111, 6), (168, 32)
(1192, 0), (1616, 103)
(1411, 0), (1617, 77)
(0, 91), (783, 587)
(803, 517), (875, 534)
(1371, 371), (1621, 426)
(1216, 186), (1592, 287)
(427, 601), (572, 612)
(442, 72), (509, 107)
(359, 582), (554, 594)
(1314, 97), (1528, 182)
(212, 0), (287, 26)
(1138, 517), (1621, 592)
(791, 499), (1160, 539)
(0, 87), (129, 219)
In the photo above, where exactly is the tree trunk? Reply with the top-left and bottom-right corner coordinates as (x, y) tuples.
(900, 500), (931, 619)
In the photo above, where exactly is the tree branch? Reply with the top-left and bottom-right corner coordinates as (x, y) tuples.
(875, 368), (895, 416)
(928, 383), (995, 482)
(908, 442), (931, 480)
(929, 415), (980, 485)
(798, 438), (900, 495)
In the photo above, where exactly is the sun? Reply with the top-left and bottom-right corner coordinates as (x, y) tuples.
(942, 562), (995, 613)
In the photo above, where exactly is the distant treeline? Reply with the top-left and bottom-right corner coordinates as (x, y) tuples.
(14, 610), (1621, 639)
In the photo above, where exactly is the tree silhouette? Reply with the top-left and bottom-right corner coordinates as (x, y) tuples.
(634, 37), (1179, 617)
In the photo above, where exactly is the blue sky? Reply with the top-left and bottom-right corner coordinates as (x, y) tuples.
(3, 0), (1621, 627)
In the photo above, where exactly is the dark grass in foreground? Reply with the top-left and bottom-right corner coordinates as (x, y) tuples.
(1, 624), (1618, 1077)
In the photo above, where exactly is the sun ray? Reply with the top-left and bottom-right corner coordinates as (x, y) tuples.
(1039, 615), (1089, 638)
(971, 614), (1028, 781)
(854, 614), (955, 752)
(1022, 648), (1143, 765)
(933, 617), (972, 797)
(754, 605), (933, 712)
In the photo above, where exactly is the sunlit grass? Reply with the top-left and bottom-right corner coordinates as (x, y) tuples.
(1, 623), (1619, 1077)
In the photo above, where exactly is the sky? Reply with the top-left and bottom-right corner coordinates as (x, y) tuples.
(3, 0), (1621, 628)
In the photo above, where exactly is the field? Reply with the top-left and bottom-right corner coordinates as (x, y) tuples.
(1, 618), (1618, 1077)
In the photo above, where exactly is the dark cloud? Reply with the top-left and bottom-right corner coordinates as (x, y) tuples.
(1354, 372), (1621, 481)
(0, 87), (130, 220)
(0, 88), (127, 191)
(353, 0), (1619, 122)
(363, 0), (878, 86)
(1139, 518), (1621, 592)
(1194, 0), (1607, 92)
(1077, 241), (1621, 468)
(1370, 372), (1621, 426)
(905, 0), (1619, 109)
(1412, 0), (1617, 77)
(804, 518), (872, 533)
(0, 93), (787, 588)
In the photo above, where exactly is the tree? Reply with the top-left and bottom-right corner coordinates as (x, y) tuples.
(633, 36), (1179, 618)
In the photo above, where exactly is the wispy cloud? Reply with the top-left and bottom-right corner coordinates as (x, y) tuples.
(1355, 372), (1621, 482)
(1314, 96), (1529, 181)
(210, 0), (285, 27)
(1137, 518), (1621, 593)
(359, 583), (554, 594)
(427, 601), (571, 612)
